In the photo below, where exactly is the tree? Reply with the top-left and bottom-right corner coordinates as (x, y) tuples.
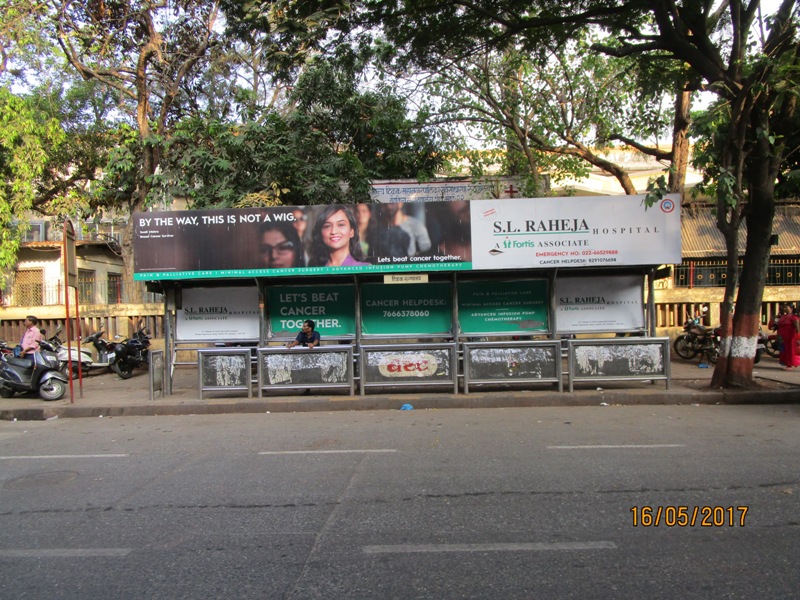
(276, 0), (798, 388)
(407, 37), (679, 196)
(52, 0), (222, 299)
(156, 59), (444, 208)
(0, 88), (66, 281)
(0, 0), (49, 79)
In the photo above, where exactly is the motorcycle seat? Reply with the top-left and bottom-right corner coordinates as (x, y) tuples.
(5, 356), (34, 368)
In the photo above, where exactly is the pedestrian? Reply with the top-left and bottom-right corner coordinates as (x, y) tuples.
(17, 315), (43, 359)
(776, 303), (800, 369)
(285, 319), (320, 349)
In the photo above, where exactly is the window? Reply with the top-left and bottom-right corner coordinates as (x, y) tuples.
(107, 273), (123, 304)
(78, 269), (95, 304)
(13, 269), (44, 305)
(21, 222), (46, 243)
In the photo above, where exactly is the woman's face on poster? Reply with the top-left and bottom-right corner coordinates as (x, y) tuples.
(260, 229), (297, 268)
(321, 209), (354, 252)
(355, 204), (371, 227)
(292, 209), (307, 237)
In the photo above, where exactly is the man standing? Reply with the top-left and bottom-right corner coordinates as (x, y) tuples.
(286, 319), (320, 349)
(19, 315), (43, 358)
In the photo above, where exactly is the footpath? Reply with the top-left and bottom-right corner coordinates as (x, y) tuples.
(1, 358), (798, 421)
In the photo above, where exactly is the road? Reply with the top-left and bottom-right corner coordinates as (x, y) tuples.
(0, 405), (797, 599)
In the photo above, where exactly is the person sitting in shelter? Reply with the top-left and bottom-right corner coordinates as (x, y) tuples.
(286, 319), (320, 349)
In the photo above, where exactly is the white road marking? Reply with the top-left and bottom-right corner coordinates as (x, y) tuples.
(0, 548), (132, 558)
(0, 454), (130, 460)
(547, 444), (685, 450)
(259, 449), (397, 455)
(363, 541), (617, 554)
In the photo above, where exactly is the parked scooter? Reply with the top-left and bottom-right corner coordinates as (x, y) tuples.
(110, 323), (151, 379)
(46, 326), (95, 377)
(0, 339), (68, 401)
(81, 330), (118, 372)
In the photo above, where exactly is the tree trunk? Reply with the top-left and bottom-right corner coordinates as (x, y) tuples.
(709, 212), (740, 388)
(711, 104), (779, 388)
(668, 89), (691, 197)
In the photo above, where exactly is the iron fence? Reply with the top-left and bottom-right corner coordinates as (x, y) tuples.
(674, 259), (800, 287)
(2, 277), (161, 307)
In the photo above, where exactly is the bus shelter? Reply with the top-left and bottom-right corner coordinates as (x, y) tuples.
(136, 195), (681, 397)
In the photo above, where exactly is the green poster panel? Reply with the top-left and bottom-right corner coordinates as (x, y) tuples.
(458, 279), (549, 334)
(361, 282), (452, 336)
(269, 284), (356, 337)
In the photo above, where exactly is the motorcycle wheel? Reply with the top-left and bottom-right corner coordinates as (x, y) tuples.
(674, 334), (697, 359)
(705, 346), (719, 365)
(39, 379), (66, 401)
(61, 363), (80, 378)
(754, 349), (764, 364)
(0, 386), (14, 398)
(112, 362), (135, 379)
(765, 339), (780, 358)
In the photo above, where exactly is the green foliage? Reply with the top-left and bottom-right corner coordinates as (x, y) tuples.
(91, 125), (142, 210)
(409, 37), (662, 193)
(155, 60), (444, 208)
(0, 87), (65, 280)
(0, 0), (51, 81)
(644, 173), (669, 208)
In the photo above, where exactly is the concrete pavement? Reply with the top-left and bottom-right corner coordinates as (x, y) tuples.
(1, 356), (798, 421)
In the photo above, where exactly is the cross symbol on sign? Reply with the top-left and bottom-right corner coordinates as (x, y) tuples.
(504, 184), (519, 197)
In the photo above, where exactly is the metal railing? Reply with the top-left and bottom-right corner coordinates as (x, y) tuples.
(2, 278), (161, 307)
(673, 260), (800, 288)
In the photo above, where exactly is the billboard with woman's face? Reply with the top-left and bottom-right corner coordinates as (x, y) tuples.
(133, 195), (680, 280)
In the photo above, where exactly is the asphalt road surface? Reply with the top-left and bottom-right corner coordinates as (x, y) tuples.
(0, 404), (797, 599)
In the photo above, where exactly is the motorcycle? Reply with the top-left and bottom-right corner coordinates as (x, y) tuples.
(765, 319), (781, 358)
(111, 323), (151, 379)
(675, 321), (766, 365)
(673, 320), (720, 364)
(0, 339), (69, 401)
(82, 329), (119, 371)
(754, 328), (767, 364)
(46, 326), (96, 377)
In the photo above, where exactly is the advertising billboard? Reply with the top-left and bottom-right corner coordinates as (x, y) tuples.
(133, 195), (680, 280)
(267, 284), (356, 337)
(555, 275), (645, 333)
(360, 282), (452, 336)
(457, 279), (549, 334)
(176, 286), (260, 342)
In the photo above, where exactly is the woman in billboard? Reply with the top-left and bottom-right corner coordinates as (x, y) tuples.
(260, 221), (305, 268)
(309, 205), (368, 267)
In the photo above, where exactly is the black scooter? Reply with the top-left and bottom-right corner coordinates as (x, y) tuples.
(0, 339), (69, 401)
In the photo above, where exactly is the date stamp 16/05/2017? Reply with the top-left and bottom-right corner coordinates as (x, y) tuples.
(630, 506), (748, 527)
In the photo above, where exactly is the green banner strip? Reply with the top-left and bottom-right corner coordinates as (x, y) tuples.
(134, 262), (473, 281)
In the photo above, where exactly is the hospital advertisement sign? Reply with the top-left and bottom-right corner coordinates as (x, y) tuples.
(133, 195), (680, 280)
